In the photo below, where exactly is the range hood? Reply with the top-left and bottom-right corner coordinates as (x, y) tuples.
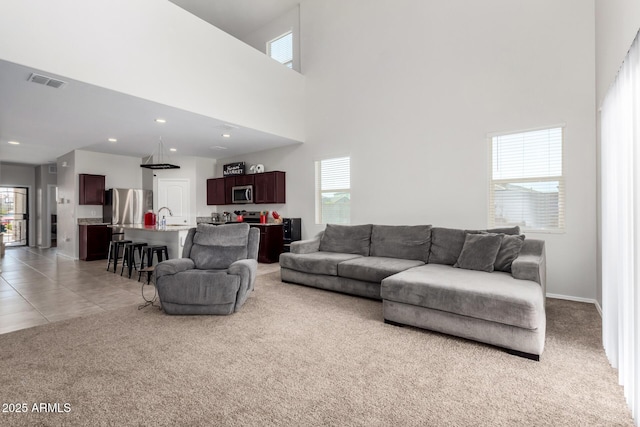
(141, 138), (180, 169)
(141, 163), (180, 170)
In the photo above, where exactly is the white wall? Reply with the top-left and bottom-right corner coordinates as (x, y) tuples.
(0, 163), (36, 247)
(220, 0), (597, 300)
(240, 5), (301, 73)
(595, 0), (640, 307)
(0, 0), (305, 142)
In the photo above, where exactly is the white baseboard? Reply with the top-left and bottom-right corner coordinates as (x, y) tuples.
(594, 300), (603, 316)
(546, 293), (602, 316)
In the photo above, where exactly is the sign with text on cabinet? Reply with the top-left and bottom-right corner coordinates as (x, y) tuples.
(223, 162), (245, 176)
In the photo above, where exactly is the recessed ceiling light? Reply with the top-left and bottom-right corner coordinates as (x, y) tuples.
(222, 134), (231, 138)
(169, 148), (177, 152)
(155, 118), (166, 123)
(8, 141), (20, 145)
(211, 146), (228, 150)
(108, 138), (117, 142)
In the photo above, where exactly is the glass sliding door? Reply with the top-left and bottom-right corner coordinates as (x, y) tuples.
(0, 187), (29, 247)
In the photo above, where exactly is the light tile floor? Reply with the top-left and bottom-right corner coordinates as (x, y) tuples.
(0, 246), (281, 335)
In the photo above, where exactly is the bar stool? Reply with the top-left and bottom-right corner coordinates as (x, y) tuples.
(106, 239), (132, 273)
(138, 245), (169, 283)
(120, 242), (148, 278)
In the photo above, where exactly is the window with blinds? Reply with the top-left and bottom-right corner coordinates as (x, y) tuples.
(268, 31), (293, 68)
(489, 127), (564, 232)
(315, 156), (351, 224)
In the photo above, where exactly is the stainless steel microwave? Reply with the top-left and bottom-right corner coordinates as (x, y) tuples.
(232, 185), (253, 204)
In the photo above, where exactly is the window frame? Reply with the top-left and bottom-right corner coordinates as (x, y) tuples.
(315, 156), (351, 225)
(488, 125), (566, 234)
(267, 31), (293, 68)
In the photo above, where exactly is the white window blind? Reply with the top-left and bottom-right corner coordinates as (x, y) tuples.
(489, 127), (564, 232)
(315, 156), (351, 224)
(268, 32), (293, 68)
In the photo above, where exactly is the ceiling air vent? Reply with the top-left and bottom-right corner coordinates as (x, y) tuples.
(215, 123), (239, 131)
(28, 73), (67, 89)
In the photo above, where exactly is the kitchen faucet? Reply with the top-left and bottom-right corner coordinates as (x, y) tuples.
(157, 207), (173, 217)
(157, 206), (173, 228)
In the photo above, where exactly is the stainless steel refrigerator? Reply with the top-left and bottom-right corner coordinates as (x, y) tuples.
(103, 189), (153, 225)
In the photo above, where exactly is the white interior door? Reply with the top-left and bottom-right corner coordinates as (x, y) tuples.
(157, 179), (190, 225)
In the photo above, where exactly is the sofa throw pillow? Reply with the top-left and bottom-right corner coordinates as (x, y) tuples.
(486, 226), (521, 235)
(319, 224), (373, 256)
(466, 226), (521, 236)
(494, 234), (525, 273)
(370, 225), (432, 262)
(454, 233), (504, 272)
(191, 223), (249, 270)
(428, 228), (467, 265)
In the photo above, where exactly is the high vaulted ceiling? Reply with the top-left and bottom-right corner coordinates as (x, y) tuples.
(0, 1), (301, 167)
(170, 0), (300, 39)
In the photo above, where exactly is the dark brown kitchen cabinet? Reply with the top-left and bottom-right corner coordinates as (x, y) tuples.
(207, 176), (240, 205)
(254, 171), (286, 204)
(207, 178), (227, 205)
(79, 174), (105, 205)
(250, 224), (283, 263)
(79, 224), (111, 261)
(234, 175), (254, 186)
(224, 177), (235, 205)
(207, 172), (286, 205)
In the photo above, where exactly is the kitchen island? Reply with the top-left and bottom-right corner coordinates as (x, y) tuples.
(111, 224), (194, 260)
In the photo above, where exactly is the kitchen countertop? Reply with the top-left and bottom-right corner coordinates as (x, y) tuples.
(108, 224), (195, 232)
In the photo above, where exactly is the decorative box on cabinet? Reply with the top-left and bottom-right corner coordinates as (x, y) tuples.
(79, 224), (111, 261)
(250, 224), (283, 263)
(79, 174), (105, 205)
(254, 171), (286, 204)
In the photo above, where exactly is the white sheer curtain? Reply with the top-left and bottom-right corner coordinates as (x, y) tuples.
(601, 30), (640, 424)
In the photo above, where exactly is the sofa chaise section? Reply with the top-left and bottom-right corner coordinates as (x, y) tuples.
(279, 223), (546, 359)
(380, 242), (546, 359)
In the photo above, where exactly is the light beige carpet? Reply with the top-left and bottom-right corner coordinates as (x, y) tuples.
(0, 272), (633, 426)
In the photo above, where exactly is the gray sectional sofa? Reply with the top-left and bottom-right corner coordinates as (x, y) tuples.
(279, 224), (546, 360)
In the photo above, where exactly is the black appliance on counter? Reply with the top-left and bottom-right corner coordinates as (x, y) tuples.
(283, 218), (301, 252)
(235, 211), (261, 223)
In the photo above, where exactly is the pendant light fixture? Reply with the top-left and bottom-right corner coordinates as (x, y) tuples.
(140, 137), (180, 169)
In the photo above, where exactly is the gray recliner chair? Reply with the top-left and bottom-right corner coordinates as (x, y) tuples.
(155, 223), (259, 315)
